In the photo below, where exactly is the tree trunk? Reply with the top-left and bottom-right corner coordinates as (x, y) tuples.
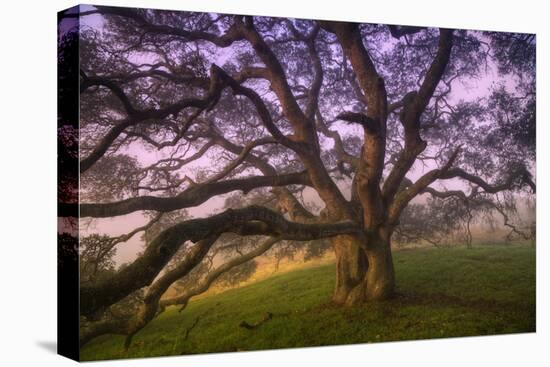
(332, 235), (368, 304)
(332, 232), (395, 306)
(363, 236), (395, 301)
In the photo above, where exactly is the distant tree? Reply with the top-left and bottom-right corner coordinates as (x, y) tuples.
(58, 7), (535, 347)
(79, 234), (117, 284)
(394, 194), (534, 248)
(393, 201), (466, 248)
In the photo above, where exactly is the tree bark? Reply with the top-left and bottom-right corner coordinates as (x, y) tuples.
(363, 235), (395, 301)
(332, 231), (395, 306)
(332, 234), (368, 304)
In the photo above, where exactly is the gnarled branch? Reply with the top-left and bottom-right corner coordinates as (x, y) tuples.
(440, 166), (535, 193)
(79, 64), (230, 173)
(80, 205), (362, 317)
(66, 171), (311, 218)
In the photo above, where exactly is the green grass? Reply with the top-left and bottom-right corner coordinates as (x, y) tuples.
(81, 245), (536, 361)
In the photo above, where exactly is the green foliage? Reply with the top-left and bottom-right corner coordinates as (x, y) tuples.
(81, 245), (535, 361)
(79, 234), (117, 284)
(80, 154), (142, 202)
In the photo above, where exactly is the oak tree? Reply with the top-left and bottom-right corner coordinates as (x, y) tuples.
(58, 6), (535, 347)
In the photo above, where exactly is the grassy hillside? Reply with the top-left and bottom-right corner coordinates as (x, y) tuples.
(81, 245), (536, 361)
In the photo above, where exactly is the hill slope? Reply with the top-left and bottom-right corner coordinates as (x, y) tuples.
(81, 245), (536, 361)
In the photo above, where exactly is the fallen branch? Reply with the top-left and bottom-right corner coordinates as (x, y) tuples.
(239, 312), (273, 330)
(183, 316), (201, 340)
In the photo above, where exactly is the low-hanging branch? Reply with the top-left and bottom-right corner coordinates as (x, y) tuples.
(122, 235), (220, 349)
(420, 187), (534, 243)
(80, 205), (362, 317)
(163, 237), (282, 312)
(80, 236), (284, 348)
(80, 236), (218, 348)
(125, 236), (283, 348)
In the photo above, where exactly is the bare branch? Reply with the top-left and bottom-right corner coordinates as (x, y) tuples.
(234, 19), (353, 218)
(315, 110), (359, 169)
(69, 171), (311, 218)
(79, 64), (229, 173)
(80, 70), (137, 115)
(110, 213), (163, 246)
(207, 130), (319, 222)
(203, 137), (278, 184)
(239, 17), (310, 135)
(440, 166), (536, 193)
(403, 29), (455, 125)
(162, 237), (282, 311)
(336, 111), (379, 134)
(301, 24), (323, 119)
(388, 147), (460, 223)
